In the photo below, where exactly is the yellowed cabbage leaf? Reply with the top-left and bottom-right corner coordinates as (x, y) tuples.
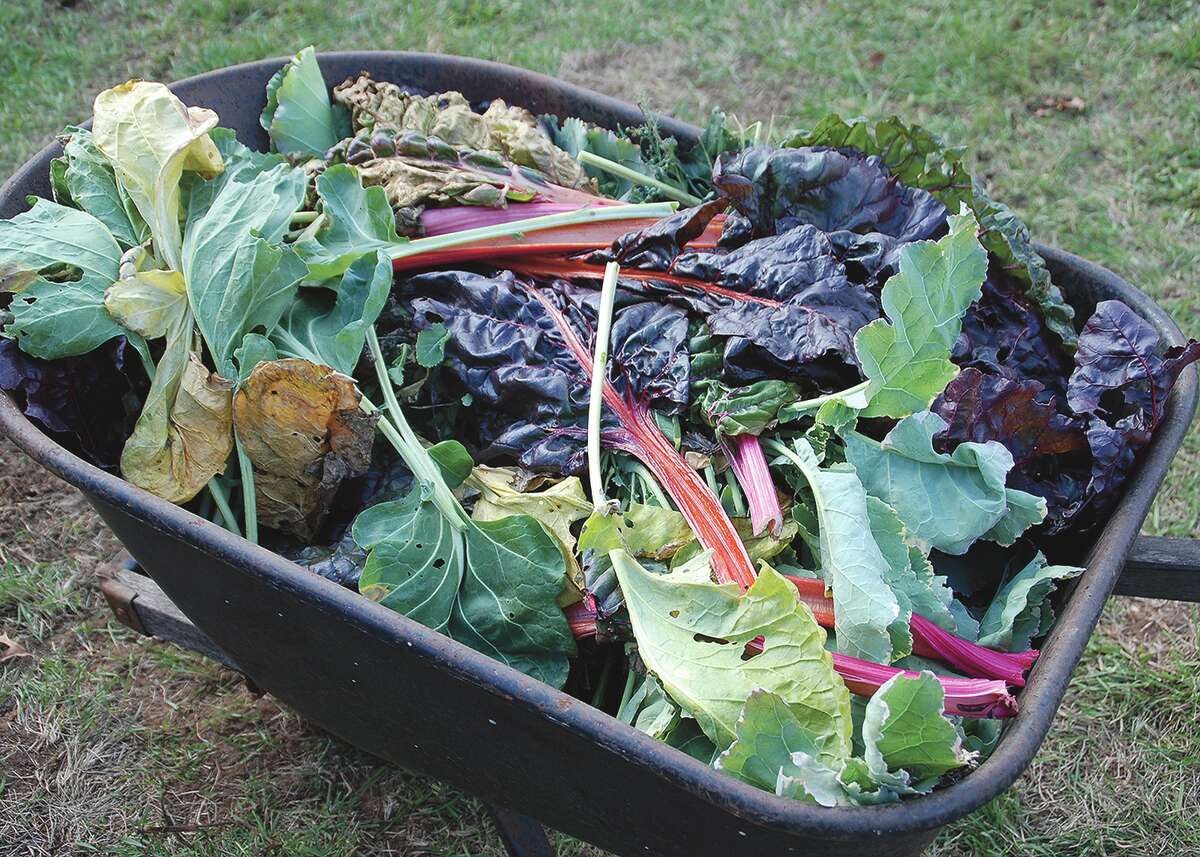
(92, 81), (223, 270)
(103, 269), (187, 339)
(120, 325), (234, 504)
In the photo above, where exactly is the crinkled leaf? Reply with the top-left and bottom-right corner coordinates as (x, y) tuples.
(120, 328), (234, 504)
(933, 367), (1085, 466)
(852, 210), (988, 417)
(713, 145), (947, 244)
(333, 78), (590, 190)
(784, 114), (1077, 348)
(92, 80), (223, 271)
(233, 358), (377, 540)
(260, 46), (346, 159)
(977, 552), (1082, 651)
(272, 250), (391, 375)
(843, 412), (1045, 555)
(612, 551), (852, 750)
(0, 336), (147, 471)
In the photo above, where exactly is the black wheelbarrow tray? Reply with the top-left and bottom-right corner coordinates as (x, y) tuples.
(2, 52), (1198, 857)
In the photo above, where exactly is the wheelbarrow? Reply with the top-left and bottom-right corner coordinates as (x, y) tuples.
(1, 52), (1197, 857)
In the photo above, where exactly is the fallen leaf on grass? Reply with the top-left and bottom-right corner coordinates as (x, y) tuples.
(0, 633), (31, 664)
(1031, 95), (1086, 117)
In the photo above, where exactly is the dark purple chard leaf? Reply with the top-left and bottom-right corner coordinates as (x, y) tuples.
(933, 368), (1085, 467)
(953, 270), (1075, 399)
(1064, 300), (1200, 518)
(600, 199), (726, 270)
(711, 145), (948, 245)
(399, 269), (691, 472)
(0, 336), (148, 471)
(1067, 300), (1200, 426)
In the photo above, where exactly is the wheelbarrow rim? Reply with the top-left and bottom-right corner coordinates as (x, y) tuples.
(0, 51), (1195, 838)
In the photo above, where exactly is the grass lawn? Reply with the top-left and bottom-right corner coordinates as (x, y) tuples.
(1, 0), (1198, 854)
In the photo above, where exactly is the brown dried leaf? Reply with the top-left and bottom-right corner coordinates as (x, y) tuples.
(233, 358), (377, 541)
(0, 633), (31, 664)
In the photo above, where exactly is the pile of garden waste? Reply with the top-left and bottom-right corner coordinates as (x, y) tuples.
(2, 47), (1196, 807)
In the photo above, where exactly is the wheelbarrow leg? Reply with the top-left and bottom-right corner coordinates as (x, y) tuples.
(485, 802), (556, 857)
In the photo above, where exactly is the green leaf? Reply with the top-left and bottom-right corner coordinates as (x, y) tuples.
(865, 497), (959, 635)
(861, 671), (971, 788)
(260, 46), (346, 159)
(0, 199), (129, 358)
(771, 439), (904, 665)
(428, 440), (474, 489)
(415, 322), (449, 368)
(611, 552), (852, 750)
(616, 673), (681, 740)
(0, 198), (122, 293)
(716, 689), (846, 792)
(92, 80), (223, 271)
(5, 279), (127, 360)
(843, 412), (1045, 555)
(468, 466), (591, 596)
(977, 552), (1082, 651)
(54, 126), (147, 248)
(852, 210), (988, 417)
(776, 671), (971, 806)
(354, 485), (465, 632)
(450, 515), (577, 688)
(272, 250), (391, 374)
(692, 378), (804, 436)
(985, 488), (1050, 547)
(181, 161), (309, 377)
(545, 116), (651, 199)
(294, 164), (404, 280)
(233, 333), (278, 383)
(579, 503), (695, 561)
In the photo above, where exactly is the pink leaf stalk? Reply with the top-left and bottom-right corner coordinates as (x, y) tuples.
(720, 433), (784, 537)
(783, 574), (1038, 687)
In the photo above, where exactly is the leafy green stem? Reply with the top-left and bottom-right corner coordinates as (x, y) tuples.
(234, 434), (258, 543)
(576, 151), (704, 206)
(206, 476), (241, 536)
(363, 327), (468, 528)
(784, 380), (870, 416)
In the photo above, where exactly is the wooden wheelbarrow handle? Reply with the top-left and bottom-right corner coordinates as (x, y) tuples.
(1113, 536), (1200, 602)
